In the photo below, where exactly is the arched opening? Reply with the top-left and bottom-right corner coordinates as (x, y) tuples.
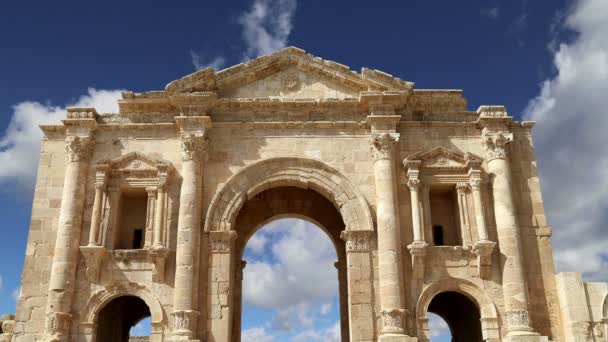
(96, 296), (152, 342)
(427, 292), (482, 342)
(240, 218), (341, 341)
(231, 186), (348, 342)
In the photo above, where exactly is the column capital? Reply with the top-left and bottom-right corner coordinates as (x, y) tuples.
(456, 182), (470, 193)
(481, 127), (513, 161)
(370, 133), (399, 161)
(145, 186), (158, 197)
(381, 308), (406, 334)
(171, 310), (199, 336)
(65, 136), (94, 163)
(469, 178), (482, 191)
(180, 133), (209, 162)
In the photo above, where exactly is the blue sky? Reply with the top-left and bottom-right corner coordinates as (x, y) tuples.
(1, 0), (608, 341)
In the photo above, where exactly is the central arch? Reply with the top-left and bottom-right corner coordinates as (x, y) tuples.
(203, 156), (375, 342)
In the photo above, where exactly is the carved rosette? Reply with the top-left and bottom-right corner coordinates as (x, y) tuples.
(370, 133), (399, 160)
(340, 230), (373, 253)
(171, 310), (198, 335)
(208, 231), (237, 253)
(45, 312), (72, 337)
(381, 308), (406, 333)
(65, 136), (93, 163)
(481, 127), (513, 161)
(180, 133), (209, 162)
(506, 309), (532, 331)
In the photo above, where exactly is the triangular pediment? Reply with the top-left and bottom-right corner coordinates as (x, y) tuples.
(406, 147), (481, 170)
(95, 152), (169, 172)
(165, 47), (414, 99)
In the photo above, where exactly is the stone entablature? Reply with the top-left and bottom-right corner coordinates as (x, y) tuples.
(8, 46), (606, 342)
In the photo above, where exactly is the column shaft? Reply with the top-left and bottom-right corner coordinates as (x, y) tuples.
(370, 133), (408, 337)
(153, 187), (165, 247)
(87, 185), (104, 246)
(409, 182), (423, 243)
(470, 180), (489, 241)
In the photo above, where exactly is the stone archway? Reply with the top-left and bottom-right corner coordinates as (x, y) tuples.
(203, 156), (376, 342)
(416, 278), (500, 342)
(80, 282), (165, 342)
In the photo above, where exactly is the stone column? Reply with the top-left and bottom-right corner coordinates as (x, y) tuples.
(370, 133), (409, 340)
(469, 178), (489, 242)
(481, 126), (537, 337)
(455, 182), (472, 247)
(171, 128), (209, 339)
(341, 230), (375, 341)
(87, 166), (108, 246)
(45, 134), (94, 341)
(145, 187), (157, 248)
(153, 183), (166, 248)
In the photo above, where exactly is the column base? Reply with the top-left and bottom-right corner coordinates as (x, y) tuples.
(378, 334), (418, 342)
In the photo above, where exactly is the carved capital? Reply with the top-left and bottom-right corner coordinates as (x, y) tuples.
(381, 308), (406, 334)
(469, 178), (482, 191)
(65, 136), (93, 162)
(506, 309), (533, 331)
(207, 230), (237, 253)
(145, 186), (158, 198)
(171, 310), (199, 336)
(481, 127), (512, 161)
(456, 182), (469, 192)
(180, 133), (209, 162)
(340, 230), (373, 253)
(45, 312), (72, 337)
(370, 133), (399, 160)
(407, 178), (420, 191)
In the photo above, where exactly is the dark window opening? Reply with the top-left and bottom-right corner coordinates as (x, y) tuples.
(132, 229), (143, 249)
(433, 225), (444, 246)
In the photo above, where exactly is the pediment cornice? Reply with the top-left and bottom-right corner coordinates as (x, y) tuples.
(404, 147), (482, 171)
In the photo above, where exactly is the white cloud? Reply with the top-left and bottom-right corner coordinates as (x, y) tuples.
(242, 326), (275, 342)
(242, 219), (338, 309)
(523, 0), (608, 281)
(290, 322), (341, 342)
(246, 232), (268, 255)
(320, 302), (332, 315)
(428, 313), (450, 338)
(189, 51), (226, 71)
(12, 287), (21, 301)
(482, 6), (500, 20)
(0, 88), (122, 190)
(239, 0), (297, 60)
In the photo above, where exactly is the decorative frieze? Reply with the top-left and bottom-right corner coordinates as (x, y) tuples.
(340, 230), (373, 252)
(481, 127), (513, 161)
(370, 133), (399, 160)
(65, 136), (93, 162)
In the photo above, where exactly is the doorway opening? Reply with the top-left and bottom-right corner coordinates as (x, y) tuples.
(427, 291), (482, 342)
(96, 296), (151, 342)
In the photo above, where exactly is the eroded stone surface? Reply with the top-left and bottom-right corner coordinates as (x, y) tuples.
(4, 47), (605, 342)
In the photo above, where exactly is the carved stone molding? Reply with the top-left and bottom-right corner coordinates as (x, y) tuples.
(473, 240), (496, 279)
(407, 178), (420, 191)
(481, 127), (513, 162)
(456, 182), (469, 192)
(80, 246), (109, 283)
(171, 310), (199, 336)
(207, 230), (237, 253)
(381, 308), (406, 334)
(65, 136), (93, 163)
(370, 133), (399, 160)
(469, 178), (481, 191)
(180, 133), (209, 162)
(506, 309), (533, 331)
(340, 230), (374, 253)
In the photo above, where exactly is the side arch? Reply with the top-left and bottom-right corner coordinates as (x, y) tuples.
(416, 278), (499, 341)
(204, 156), (374, 233)
(80, 282), (165, 338)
